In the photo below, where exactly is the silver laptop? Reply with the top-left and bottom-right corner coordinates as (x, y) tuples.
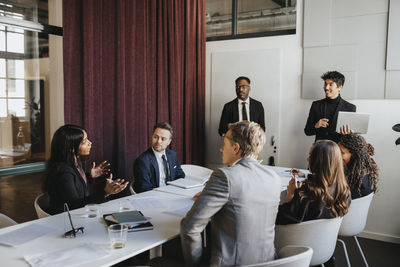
(336, 111), (370, 134)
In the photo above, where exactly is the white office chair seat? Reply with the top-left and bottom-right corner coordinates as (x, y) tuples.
(337, 193), (374, 267)
(129, 182), (136, 195)
(180, 164), (213, 177)
(245, 245), (313, 267)
(34, 193), (51, 218)
(275, 217), (343, 266)
(0, 213), (17, 229)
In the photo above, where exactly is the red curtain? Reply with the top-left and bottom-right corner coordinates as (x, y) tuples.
(63, 0), (206, 179)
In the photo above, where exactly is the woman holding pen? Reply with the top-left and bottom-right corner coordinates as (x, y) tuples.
(44, 124), (128, 215)
(276, 140), (351, 225)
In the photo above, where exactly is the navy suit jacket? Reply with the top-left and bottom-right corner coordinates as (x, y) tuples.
(218, 97), (265, 136)
(133, 148), (185, 193)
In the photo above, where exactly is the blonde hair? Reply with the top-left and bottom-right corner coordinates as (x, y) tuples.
(228, 121), (266, 158)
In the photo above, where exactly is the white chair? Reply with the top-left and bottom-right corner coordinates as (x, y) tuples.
(275, 217), (343, 266)
(0, 213), (17, 228)
(337, 193), (374, 267)
(245, 245), (313, 267)
(180, 164), (213, 177)
(34, 193), (51, 218)
(129, 182), (136, 195)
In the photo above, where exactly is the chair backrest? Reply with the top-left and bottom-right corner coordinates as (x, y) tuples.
(0, 213), (17, 229)
(339, 193), (374, 237)
(245, 246), (313, 267)
(34, 193), (50, 218)
(275, 217), (343, 266)
(129, 182), (136, 195)
(180, 164), (213, 177)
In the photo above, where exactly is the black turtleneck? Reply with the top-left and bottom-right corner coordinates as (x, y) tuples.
(324, 95), (341, 120)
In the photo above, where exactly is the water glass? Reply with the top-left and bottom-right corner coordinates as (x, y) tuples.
(108, 224), (129, 249)
(119, 199), (132, 212)
(85, 204), (99, 218)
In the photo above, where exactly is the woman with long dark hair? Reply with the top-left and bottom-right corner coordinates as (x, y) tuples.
(276, 140), (351, 225)
(44, 124), (128, 215)
(338, 133), (379, 199)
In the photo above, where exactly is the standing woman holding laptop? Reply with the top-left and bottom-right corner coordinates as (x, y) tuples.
(44, 125), (128, 215)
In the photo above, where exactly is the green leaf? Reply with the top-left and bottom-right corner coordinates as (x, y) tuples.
(396, 137), (400, 146)
(393, 124), (400, 132)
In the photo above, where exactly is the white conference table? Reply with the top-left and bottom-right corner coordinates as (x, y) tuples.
(0, 165), (304, 267)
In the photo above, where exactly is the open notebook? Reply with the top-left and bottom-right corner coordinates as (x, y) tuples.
(167, 175), (210, 189)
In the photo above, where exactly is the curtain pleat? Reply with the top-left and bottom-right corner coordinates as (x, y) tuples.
(63, 0), (205, 183)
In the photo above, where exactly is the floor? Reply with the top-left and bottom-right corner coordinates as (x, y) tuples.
(0, 173), (399, 267)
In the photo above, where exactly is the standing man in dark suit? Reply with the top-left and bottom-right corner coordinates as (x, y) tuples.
(218, 76), (265, 136)
(304, 71), (356, 143)
(133, 122), (185, 193)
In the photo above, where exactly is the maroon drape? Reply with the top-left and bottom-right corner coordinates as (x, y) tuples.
(63, 0), (205, 179)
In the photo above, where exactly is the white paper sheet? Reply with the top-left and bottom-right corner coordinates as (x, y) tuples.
(154, 185), (203, 197)
(0, 223), (57, 247)
(24, 243), (109, 267)
(129, 197), (168, 210)
(163, 203), (194, 217)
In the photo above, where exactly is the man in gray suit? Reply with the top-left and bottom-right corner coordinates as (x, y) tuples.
(180, 121), (281, 266)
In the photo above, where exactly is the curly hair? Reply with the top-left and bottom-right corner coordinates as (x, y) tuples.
(339, 134), (379, 194)
(299, 140), (351, 217)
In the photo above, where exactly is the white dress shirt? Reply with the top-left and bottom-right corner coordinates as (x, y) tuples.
(152, 148), (168, 187)
(238, 98), (250, 122)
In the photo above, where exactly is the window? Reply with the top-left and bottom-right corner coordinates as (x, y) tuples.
(0, 0), (62, 175)
(206, 0), (296, 41)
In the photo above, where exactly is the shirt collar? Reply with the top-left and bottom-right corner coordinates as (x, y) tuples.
(152, 147), (166, 158)
(238, 97), (250, 105)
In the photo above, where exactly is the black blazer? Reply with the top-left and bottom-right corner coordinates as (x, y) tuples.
(275, 190), (337, 225)
(304, 96), (356, 143)
(133, 148), (185, 193)
(351, 174), (372, 199)
(218, 97), (265, 136)
(47, 163), (105, 215)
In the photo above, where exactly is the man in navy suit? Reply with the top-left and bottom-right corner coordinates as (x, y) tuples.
(218, 76), (265, 136)
(133, 122), (185, 193)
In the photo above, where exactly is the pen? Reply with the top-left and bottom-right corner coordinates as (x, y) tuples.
(107, 179), (121, 186)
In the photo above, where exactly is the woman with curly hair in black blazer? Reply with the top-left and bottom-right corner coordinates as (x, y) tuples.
(338, 133), (379, 199)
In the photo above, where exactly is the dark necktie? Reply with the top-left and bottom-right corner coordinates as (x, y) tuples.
(242, 102), (248, 121)
(161, 154), (171, 181)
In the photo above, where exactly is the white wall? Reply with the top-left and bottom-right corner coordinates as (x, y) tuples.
(205, 0), (400, 243)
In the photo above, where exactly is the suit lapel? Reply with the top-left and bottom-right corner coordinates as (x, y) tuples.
(149, 149), (160, 186)
(233, 98), (239, 122)
(249, 98), (255, 121)
(165, 149), (173, 181)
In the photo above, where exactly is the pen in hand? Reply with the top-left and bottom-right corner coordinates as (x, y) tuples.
(107, 178), (121, 186)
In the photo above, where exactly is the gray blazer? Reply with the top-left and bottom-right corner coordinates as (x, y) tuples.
(180, 158), (281, 266)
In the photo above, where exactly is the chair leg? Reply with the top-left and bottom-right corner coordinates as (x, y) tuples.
(337, 238), (351, 267)
(202, 228), (207, 247)
(354, 236), (369, 267)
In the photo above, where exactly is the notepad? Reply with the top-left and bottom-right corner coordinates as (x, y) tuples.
(103, 212), (154, 232)
(110, 210), (149, 225)
(167, 175), (209, 189)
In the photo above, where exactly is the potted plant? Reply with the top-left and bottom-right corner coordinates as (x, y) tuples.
(393, 124), (400, 145)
